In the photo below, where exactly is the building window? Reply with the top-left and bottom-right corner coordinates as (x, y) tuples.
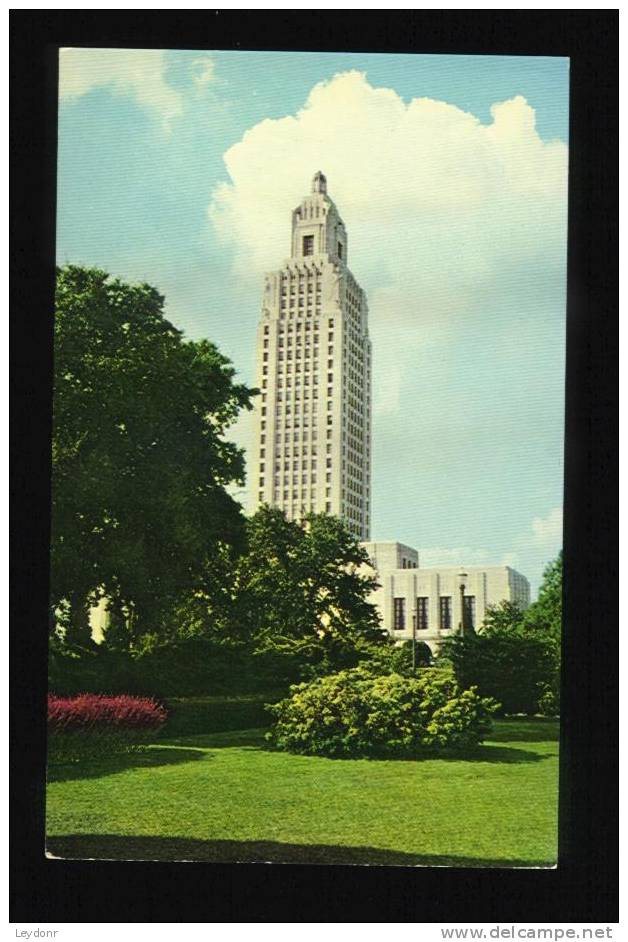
(463, 596), (476, 631)
(439, 597), (452, 631)
(393, 598), (406, 631)
(303, 235), (314, 256)
(416, 597), (429, 631)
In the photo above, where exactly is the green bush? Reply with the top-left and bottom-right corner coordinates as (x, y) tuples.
(163, 693), (282, 736)
(266, 667), (497, 758)
(356, 639), (433, 676)
(441, 633), (558, 716)
(537, 679), (560, 717)
(48, 638), (302, 699)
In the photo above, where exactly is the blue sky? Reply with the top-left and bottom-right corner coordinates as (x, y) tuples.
(57, 49), (569, 597)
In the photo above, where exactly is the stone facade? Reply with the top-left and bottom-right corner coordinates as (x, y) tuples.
(361, 541), (530, 654)
(361, 541), (419, 571)
(252, 172), (372, 539)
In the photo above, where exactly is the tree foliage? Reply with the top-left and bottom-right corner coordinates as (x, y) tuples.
(523, 552), (563, 640)
(440, 553), (563, 715)
(440, 632), (557, 715)
(481, 600), (527, 637)
(51, 265), (255, 646)
(357, 638), (433, 675)
(225, 506), (385, 662)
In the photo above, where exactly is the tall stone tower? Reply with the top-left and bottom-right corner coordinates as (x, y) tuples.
(252, 172), (372, 539)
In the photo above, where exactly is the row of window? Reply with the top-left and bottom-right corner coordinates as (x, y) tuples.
(266, 335), (328, 350)
(259, 499), (334, 517)
(281, 271), (322, 291)
(275, 369), (324, 384)
(281, 301), (321, 314)
(296, 200), (327, 220)
(275, 347), (331, 361)
(272, 362), (319, 375)
(280, 278), (319, 294)
(392, 597), (476, 631)
(275, 319), (334, 332)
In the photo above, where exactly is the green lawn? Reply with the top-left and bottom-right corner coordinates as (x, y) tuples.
(46, 702), (559, 868)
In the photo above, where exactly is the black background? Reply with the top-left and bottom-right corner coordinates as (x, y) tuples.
(10, 10), (618, 924)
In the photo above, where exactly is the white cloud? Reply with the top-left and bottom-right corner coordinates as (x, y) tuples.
(494, 507), (563, 596)
(59, 48), (184, 129)
(531, 506), (563, 548)
(208, 70), (568, 414)
(418, 546), (491, 567)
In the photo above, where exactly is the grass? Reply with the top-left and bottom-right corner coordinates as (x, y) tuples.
(46, 699), (559, 867)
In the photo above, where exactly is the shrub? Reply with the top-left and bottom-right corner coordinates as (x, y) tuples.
(537, 681), (560, 717)
(357, 639), (433, 676)
(266, 667), (497, 759)
(48, 638), (302, 699)
(48, 693), (167, 761)
(441, 633), (558, 716)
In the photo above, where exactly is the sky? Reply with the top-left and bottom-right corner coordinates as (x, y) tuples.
(57, 49), (569, 598)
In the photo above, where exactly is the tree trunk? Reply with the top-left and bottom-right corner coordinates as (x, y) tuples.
(63, 593), (92, 649)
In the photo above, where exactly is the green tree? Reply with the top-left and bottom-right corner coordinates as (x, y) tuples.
(51, 265), (255, 647)
(440, 556), (563, 715)
(481, 600), (526, 636)
(440, 632), (557, 715)
(226, 506), (385, 665)
(524, 552), (563, 639)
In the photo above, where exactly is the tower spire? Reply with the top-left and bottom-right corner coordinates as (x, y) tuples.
(311, 170), (327, 194)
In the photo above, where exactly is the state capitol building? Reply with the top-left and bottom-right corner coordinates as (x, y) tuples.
(252, 171), (371, 540)
(251, 173), (529, 651)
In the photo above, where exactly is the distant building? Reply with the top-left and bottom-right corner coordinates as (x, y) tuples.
(362, 541), (419, 572)
(252, 171), (372, 539)
(361, 541), (530, 654)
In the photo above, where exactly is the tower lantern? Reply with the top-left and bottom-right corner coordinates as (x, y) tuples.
(311, 170), (327, 194)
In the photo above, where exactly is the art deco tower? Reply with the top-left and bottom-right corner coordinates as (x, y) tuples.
(252, 172), (372, 539)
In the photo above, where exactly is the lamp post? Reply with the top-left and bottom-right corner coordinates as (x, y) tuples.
(412, 605), (417, 673)
(458, 570), (468, 636)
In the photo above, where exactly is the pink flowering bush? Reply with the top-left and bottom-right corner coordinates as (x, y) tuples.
(48, 693), (167, 760)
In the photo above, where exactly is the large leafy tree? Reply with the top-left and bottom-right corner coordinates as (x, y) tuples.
(51, 265), (255, 646)
(226, 506), (385, 662)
